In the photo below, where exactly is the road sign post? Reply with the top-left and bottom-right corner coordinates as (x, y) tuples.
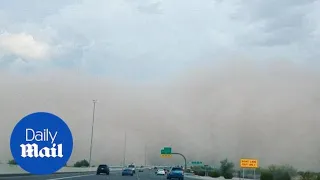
(240, 158), (259, 180)
(204, 165), (208, 176)
(160, 147), (187, 171)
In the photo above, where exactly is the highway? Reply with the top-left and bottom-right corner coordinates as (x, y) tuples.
(0, 169), (203, 180)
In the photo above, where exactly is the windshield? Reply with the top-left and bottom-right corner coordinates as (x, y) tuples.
(172, 168), (182, 171)
(3, 1), (318, 179)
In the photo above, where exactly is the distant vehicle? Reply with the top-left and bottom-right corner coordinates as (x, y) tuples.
(167, 167), (184, 180)
(164, 169), (169, 174)
(128, 164), (136, 173)
(122, 168), (134, 176)
(156, 169), (166, 175)
(96, 164), (110, 175)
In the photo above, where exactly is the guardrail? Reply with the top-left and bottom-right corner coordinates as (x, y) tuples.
(0, 164), (123, 175)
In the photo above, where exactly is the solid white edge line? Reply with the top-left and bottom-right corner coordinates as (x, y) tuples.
(46, 174), (95, 180)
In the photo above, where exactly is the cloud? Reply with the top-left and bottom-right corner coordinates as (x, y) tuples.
(0, 32), (51, 61)
(0, 0), (318, 77)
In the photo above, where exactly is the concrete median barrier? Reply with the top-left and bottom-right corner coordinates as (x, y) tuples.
(0, 164), (123, 177)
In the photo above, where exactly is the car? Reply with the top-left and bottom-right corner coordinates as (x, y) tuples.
(139, 168), (144, 172)
(96, 164), (110, 175)
(167, 167), (184, 180)
(156, 169), (166, 175)
(164, 169), (169, 174)
(122, 168), (134, 176)
(128, 164), (136, 173)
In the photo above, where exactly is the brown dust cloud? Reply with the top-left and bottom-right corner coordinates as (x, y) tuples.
(0, 59), (320, 171)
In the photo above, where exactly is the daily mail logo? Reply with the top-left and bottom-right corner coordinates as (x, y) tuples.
(10, 112), (73, 175)
(20, 128), (63, 158)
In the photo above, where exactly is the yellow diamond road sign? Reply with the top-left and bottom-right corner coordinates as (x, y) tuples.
(161, 154), (172, 158)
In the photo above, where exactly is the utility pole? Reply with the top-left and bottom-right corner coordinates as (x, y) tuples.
(144, 144), (147, 166)
(89, 99), (97, 167)
(123, 131), (127, 167)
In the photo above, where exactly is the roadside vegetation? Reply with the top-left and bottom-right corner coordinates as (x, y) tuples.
(188, 159), (320, 180)
(190, 158), (234, 179)
(73, 159), (89, 167)
(7, 159), (17, 165)
(7, 158), (94, 168)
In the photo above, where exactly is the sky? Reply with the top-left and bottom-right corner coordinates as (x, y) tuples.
(0, 0), (320, 171)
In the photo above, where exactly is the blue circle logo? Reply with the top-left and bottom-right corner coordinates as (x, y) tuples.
(10, 112), (73, 175)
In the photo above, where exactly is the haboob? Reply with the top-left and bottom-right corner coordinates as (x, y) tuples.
(20, 128), (63, 158)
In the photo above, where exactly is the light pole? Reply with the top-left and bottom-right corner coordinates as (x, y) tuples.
(144, 141), (151, 166)
(89, 99), (97, 167)
(144, 144), (147, 166)
(123, 131), (127, 167)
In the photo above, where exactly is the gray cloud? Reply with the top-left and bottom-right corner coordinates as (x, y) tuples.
(0, 0), (319, 73)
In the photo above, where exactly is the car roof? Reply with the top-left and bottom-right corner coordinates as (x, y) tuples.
(99, 164), (108, 166)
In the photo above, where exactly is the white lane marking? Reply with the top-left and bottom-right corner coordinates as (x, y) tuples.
(46, 174), (95, 180)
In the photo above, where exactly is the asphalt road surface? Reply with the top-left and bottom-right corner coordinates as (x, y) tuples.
(0, 170), (200, 180)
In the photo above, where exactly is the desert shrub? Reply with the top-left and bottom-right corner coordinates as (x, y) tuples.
(223, 172), (233, 179)
(73, 159), (89, 167)
(194, 170), (205, 176)
(208, 170), (220, 178)
(220, 159), (234, 177)
(8, 159), (17, 165)
(260, 171), (274, 180)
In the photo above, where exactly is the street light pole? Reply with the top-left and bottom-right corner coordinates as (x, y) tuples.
(144, 144), (147, 166)
(89, 99), (97, 167)
(123, 131), (127, 167)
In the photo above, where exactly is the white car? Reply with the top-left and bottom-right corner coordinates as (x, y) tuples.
(128, 164), (136, 173)
(156, 169), (166, 175)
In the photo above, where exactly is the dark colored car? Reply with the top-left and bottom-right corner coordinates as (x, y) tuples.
(167, 167), (184, 180)
(122, 168), (134, 176)
(96, 164), (110, 175)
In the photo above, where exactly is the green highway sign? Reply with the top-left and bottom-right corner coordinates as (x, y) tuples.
(161, 147), (172, 154)
(160, 147), (172, 158)
(191, 161), (202, 165)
